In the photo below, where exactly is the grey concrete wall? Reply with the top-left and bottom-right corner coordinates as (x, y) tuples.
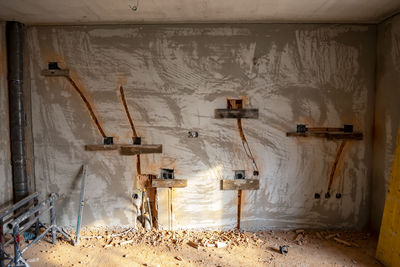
(371, 14), (400, 233)
(27, 24), (376, 230)
(0, 22), (13, 207)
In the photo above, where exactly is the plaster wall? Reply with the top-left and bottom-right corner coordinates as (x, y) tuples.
(371, 14), (400, 233)
(0, 22), (13, 207)
(27, 24), (376, 230)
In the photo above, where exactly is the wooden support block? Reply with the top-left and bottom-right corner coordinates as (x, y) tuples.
(286, 132), (363, 140)
(221, 179), (260, 190)
(85, 145), (119, 151)
(41, 69), (70, 77)
(120, 144), (162, 155)
(136, 174), (156, 189)
(147, 187), (158, 229)
(151, 179), (187, 188)
(214, 109), (259, 119)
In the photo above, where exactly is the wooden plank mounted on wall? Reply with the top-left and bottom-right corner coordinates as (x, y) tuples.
(41, 69), (70, 77)
(85, 145), (120, 151)
(120, 144), (162, 155)
(286, 132), (363, 140)
(136, 174), (156, 189)
(221, 179), (259, 190)
(152, 179), (187, 188)
(215, 109), (259, 119)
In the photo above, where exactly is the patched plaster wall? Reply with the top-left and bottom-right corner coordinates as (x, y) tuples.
(0, 22), (13, 207)
(371, 14), (400, 233)
(26, 24), (376, 230)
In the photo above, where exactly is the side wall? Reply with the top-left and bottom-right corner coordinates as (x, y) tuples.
(371, 14), (400, 232)
(27, 24), (376, 230)
(0, 22), (13, 207)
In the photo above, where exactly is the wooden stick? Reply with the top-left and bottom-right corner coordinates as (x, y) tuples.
(169, 188), (173, 230)
(333, 237), (352, 246)
(237, 189), (242, 230)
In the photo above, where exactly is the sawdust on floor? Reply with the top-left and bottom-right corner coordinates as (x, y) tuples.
(16, 229), (381, 267)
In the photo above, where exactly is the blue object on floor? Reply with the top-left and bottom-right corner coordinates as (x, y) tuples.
(23, 231), (35, 241)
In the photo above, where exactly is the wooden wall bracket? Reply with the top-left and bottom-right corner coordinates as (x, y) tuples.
(85, 144), (120, 151)
(84, 144), (163, 154)
(215, 109), (258, 119)
(151, 179), (187, 188)
(41, 69), (70, 77)
(286, 132), (363, 140)
(220, 179), (260, 190)
(120, 144), (163, 155)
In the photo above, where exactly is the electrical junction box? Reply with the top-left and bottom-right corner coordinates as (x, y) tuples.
(160, 168), (174, 179)
(234, 170), (245, 180)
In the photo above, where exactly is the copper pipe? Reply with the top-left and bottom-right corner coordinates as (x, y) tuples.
(237, 189), (242, 229)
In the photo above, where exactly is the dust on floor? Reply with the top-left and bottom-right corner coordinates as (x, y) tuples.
(17, 229), (381, 267)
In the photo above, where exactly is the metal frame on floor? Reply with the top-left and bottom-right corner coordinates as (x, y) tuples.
(0, 192), (73, 267)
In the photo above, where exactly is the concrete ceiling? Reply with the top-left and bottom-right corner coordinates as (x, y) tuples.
(0, 0), (399, 25)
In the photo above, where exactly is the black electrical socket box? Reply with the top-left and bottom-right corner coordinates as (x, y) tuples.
(279, 245), (288, 255)
(48, 62), (60, 70)
(296, 124), (307, 133)
(188, 131), (199, 138)
(234, 170), (245, 180)
(160, 168), (174, 179)
(103, 137), (114, 145)
(343, 125), (353, 133)
(133, 137), (142, 145)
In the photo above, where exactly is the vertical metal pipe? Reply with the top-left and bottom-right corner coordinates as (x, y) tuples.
(50, 197), (56, 244)
(146, 197), (152, 228)
(141, 191), (145, 225)
(6, 21), (28, 203)
(75, 165), (87, 246)
(13, 225), (21, 266)
(0, 218), (4, 267)
(34, 196), (39, 238)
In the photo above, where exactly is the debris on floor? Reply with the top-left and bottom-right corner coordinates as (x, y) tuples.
(8, 228), (381, 267)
